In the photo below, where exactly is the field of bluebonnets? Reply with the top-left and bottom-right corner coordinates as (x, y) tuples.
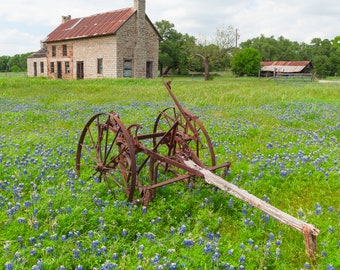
(0, 76), (339, 269)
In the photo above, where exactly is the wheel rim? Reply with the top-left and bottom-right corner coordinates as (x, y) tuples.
(153, 107), (216, 168)
(76, 112), (137, 201)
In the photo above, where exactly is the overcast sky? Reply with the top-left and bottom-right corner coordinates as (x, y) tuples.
(1, 0), (339, 56)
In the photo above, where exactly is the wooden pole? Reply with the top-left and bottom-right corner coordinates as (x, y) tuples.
(183, 159), (320, 261)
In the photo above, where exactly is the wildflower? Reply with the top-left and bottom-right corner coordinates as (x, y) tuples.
(239, 254), (246, 264)
(91, 240), (100, 250)
(17, 217), (27, 224)
(142, 206), (147, 214)
(112, 253), (118, 260)
(30, 248), (37, 256)
(178, 225), (186, 234)
(122, 229), (128, 237)
(5, 262), (13, 270)
(304, 262), (311, 269)
(137, 251), (143, 260)
(328, 226), (335, 233)
(73, 249), (80, 259)
(183, 239), (195, 247)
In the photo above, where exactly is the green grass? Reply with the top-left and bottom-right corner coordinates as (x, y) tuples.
(0, 76), (339, 269)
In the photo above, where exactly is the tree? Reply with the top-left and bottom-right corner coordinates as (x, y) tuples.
(0, 56), (10, 72)
(155, 20), (195, 75)
(231, 48), (262, 76)
(194, 25), (238, 80)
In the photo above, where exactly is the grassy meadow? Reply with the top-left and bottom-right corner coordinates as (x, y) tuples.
(0, 76), (339, 269)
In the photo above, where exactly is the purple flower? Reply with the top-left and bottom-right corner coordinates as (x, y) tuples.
(178, 225), (186, 234)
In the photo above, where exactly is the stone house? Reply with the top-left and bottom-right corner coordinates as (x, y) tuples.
(27, 0), (160, 79)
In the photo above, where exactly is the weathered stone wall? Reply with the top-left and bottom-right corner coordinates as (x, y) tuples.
(72, 36), (117, 79)
(27, 57), (47, 77)
(46, 42), (73, 79)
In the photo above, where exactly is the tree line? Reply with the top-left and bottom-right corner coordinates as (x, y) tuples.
(155, 20), (340, 79)
(1, 21), (339, 79)
(0, 53), (31, 73)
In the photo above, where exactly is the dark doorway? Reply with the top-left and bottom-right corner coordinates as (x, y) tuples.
(33, 62), (37, 76)
(146, 61), (153, 78)
(57, 61), (62, 79)
(77, 61), (84, 79)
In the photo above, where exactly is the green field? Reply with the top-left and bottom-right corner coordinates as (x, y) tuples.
(0, 76), (339, 269)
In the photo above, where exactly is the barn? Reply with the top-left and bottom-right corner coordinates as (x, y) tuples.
(260, 61), (313, 78)
(27, 0), (160, 79)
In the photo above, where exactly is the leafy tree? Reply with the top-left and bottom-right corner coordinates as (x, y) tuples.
(0, 56), (10, 72)
(194, 25), (237, 80)
(7, 53), (31, 71)
(231, 48), (262, 76)
(313, 55), (331, 78)
(155, 20), (195, 75)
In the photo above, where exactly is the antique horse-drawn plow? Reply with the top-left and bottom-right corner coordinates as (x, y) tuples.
(76, 79), (230, 206)
(76, 80), (319, 262)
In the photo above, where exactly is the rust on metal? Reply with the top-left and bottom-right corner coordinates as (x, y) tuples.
(76, 79), (230, 206)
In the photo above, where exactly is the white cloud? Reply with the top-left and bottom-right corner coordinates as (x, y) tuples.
(0, 0), (339, 55)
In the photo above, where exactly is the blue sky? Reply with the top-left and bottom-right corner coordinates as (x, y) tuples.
(1, 0), (339, 56)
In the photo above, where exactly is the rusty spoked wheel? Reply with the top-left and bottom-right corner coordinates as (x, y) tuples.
(153, 107), (216, 168)
(76, 112), (137, 201)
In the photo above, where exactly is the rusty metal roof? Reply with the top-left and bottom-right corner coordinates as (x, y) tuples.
(45, 8), (135, 42)
(261, 61), (311, 73)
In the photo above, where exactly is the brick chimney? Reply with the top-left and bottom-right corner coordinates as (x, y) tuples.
(134, 0), (146, 78)
(61, 15), (71, 24)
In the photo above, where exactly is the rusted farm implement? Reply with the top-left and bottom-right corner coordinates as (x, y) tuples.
(76, 80), (319, 262)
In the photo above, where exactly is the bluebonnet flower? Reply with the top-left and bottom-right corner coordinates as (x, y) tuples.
(59, 266), (66, 270)
(30, 248), (37, 256)
(91, 240), (100, 250)
(137, 251), (144, 260)
(183, 239), (195, 247)
(73, 249), (80, 259)
(304, 262), (311, 269)
(315, 203), (322, 215)
(169, 262), (177, 269)
(178, 224), (186, 234)
(4, 262), (13, 270)
(17, 217), (27, 224)
(327, 264), (335, 270)
(328, 226), (334, 233)
(239, 254), (246, 264)
(112, 253), (118, 260)
(142, 206), (147, 214)
(122, 229), (128, 237)
(150, 253), (161, 264)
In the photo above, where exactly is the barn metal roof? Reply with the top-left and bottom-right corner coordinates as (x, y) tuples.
(45, 8), (135, 42)
(261, 61), (311, 73)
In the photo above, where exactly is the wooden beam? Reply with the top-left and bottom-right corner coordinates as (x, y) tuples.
(183, 159), (320, 261)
